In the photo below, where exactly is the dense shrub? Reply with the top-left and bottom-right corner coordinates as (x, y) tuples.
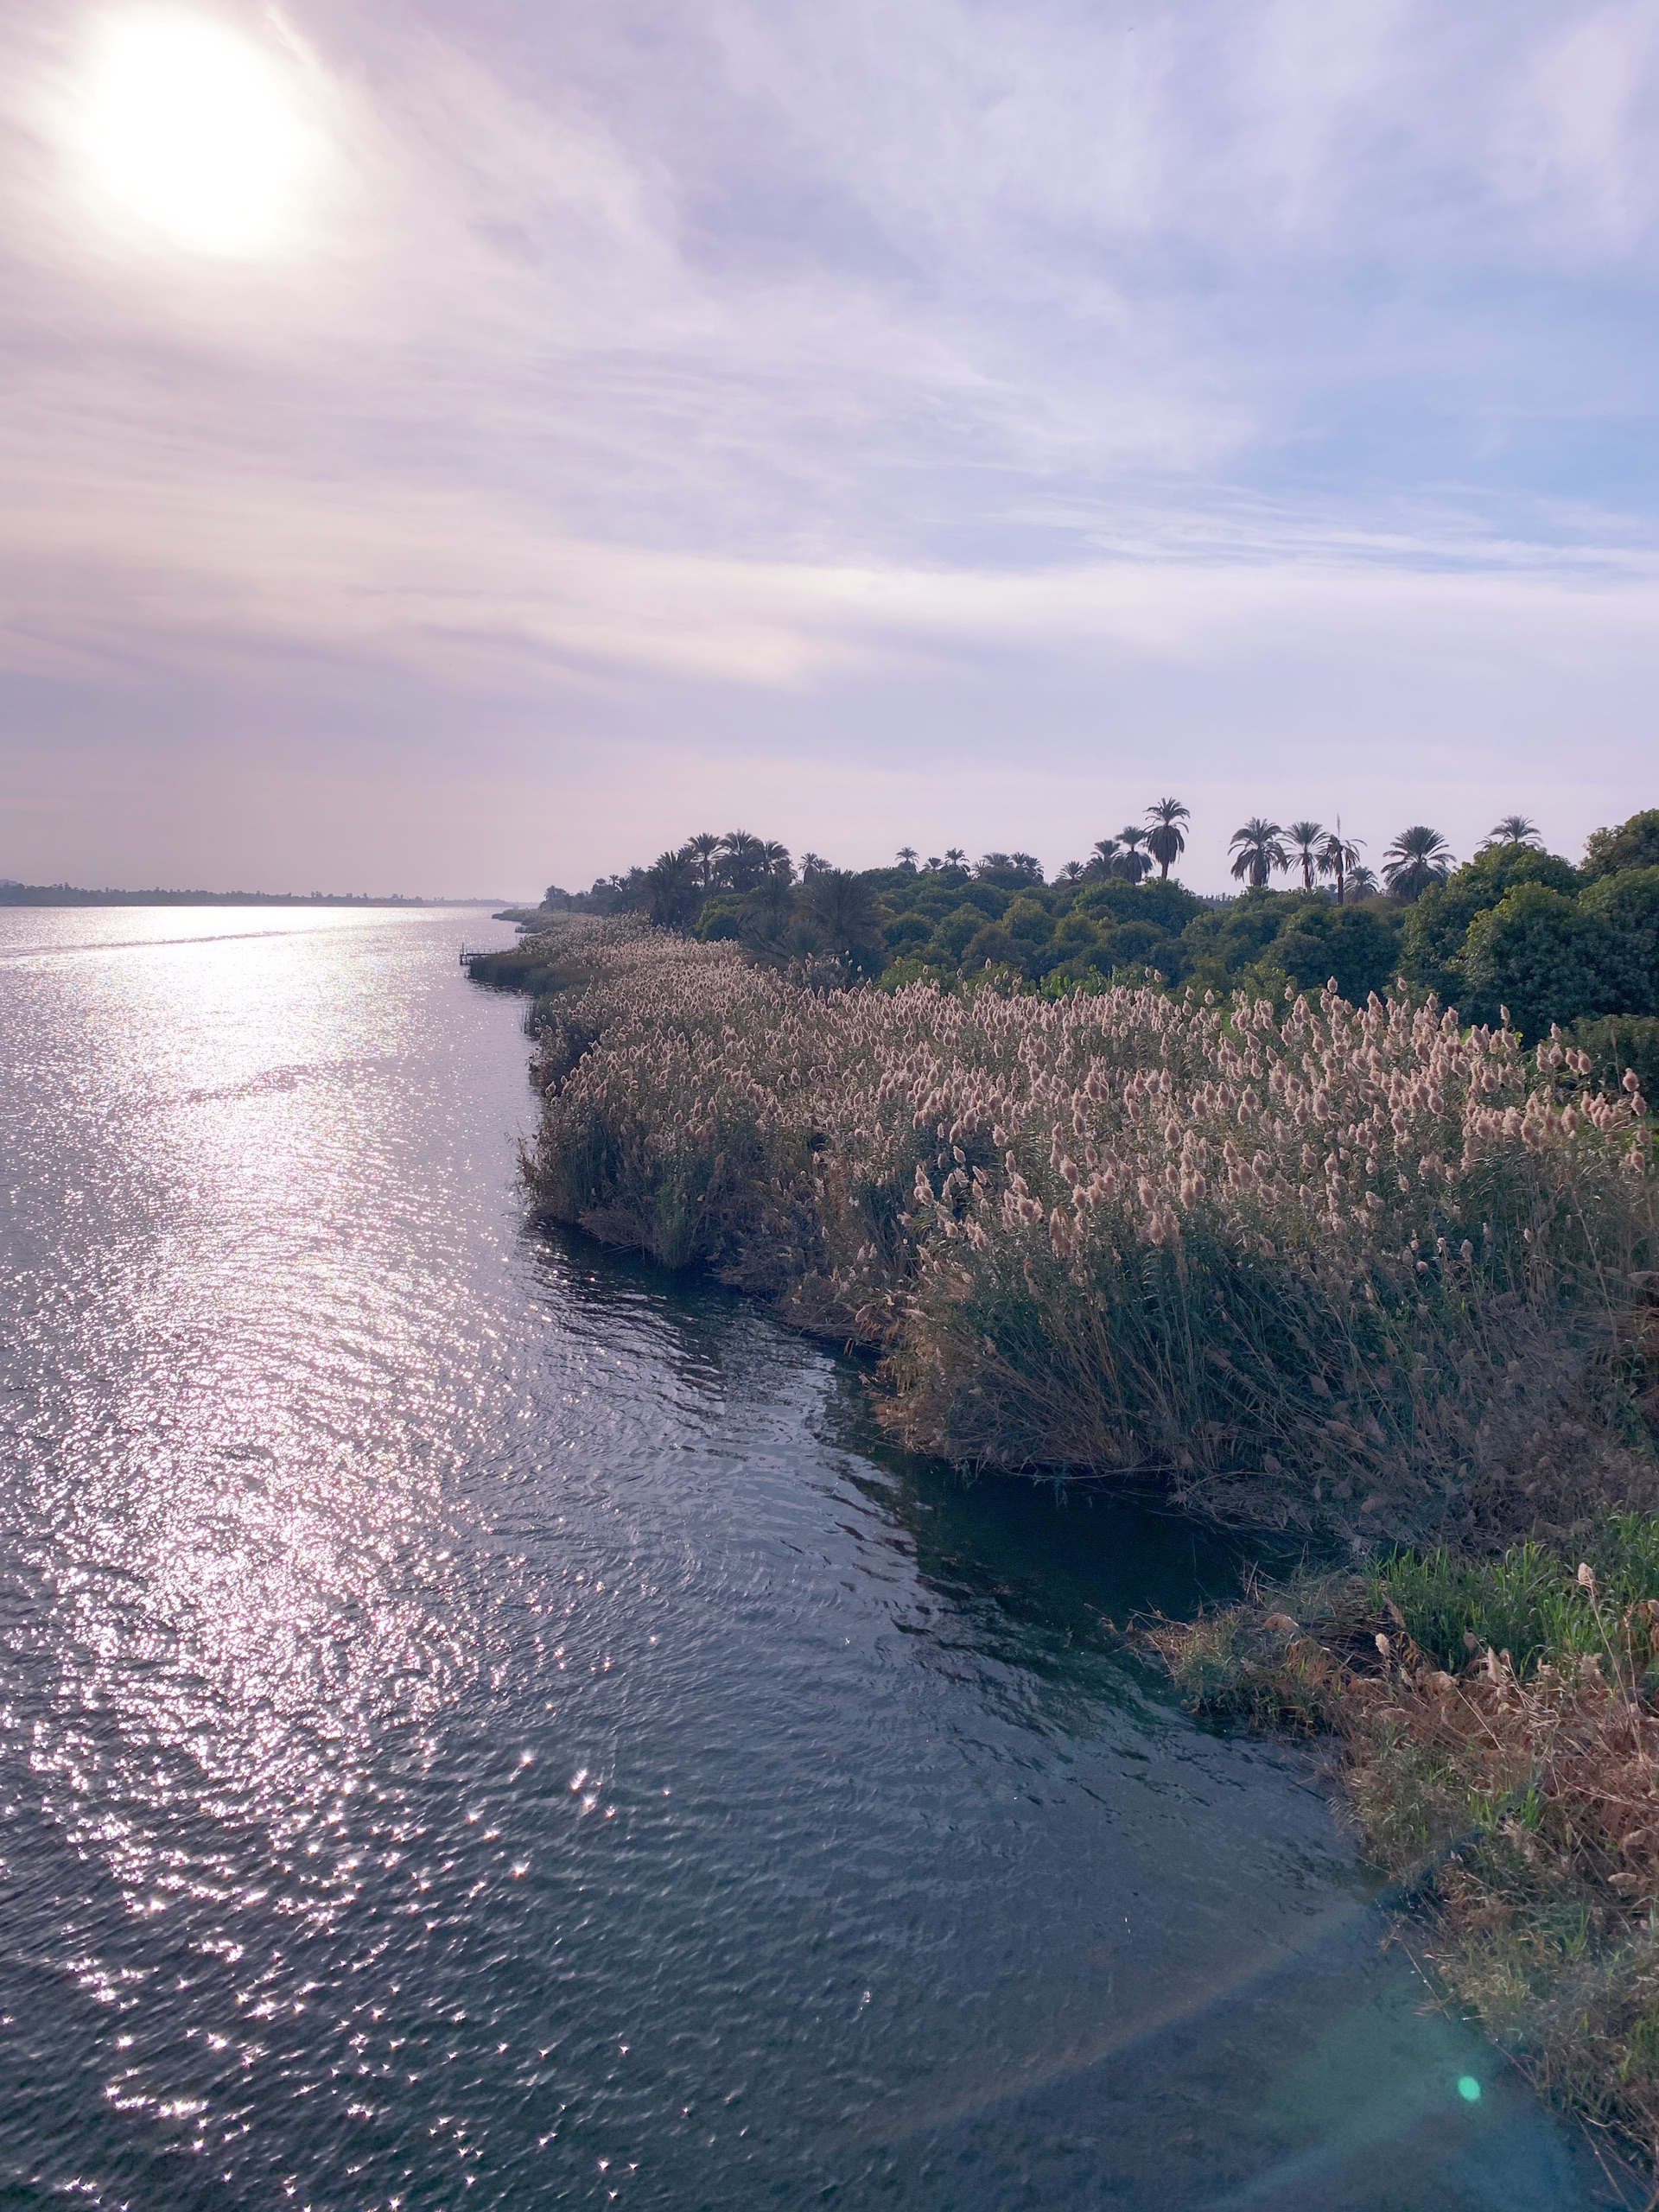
(963, 922), (1018, 969)
(1459, 883), (1622, 1036)
(1052, 911), (1103, 957)
(1580, 868), (1659, 1017)
(1269, 902), (1400, 1003)
(1174, 887), (1395, 997)
(1074, 877), (1206, 933)
(928, 905), (995, 963)
(1586, 810), (1659, 880)
(1003, 895), (1052, 944)
(1176, 887), (1294, 981)
(694, 894), (746, 942)
(1404, 845), (1583, 1002)
(524, 921), (1655, 1536)
(1098, 917), (1169, 968)
(884, 911), (934, 956)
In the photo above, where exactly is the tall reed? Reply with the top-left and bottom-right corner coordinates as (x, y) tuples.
(524, 920), (1655, 1534)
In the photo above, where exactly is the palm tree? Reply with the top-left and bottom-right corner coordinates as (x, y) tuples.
(1058, 859), (1084, 883)
(717, 830), (767, 891)
(1345, 863), (1380, 899)
(1316, 830), (1364, 906)
(802, 869), (884, 969)
(1287, 820), (1324, 890)
(944, 848), (967, 867)
(896, 847), (918, 869)
(1487, 815), (1540, 847)
(1145, 797), (1190, 880)
(760, 840), (792, 880)
(1090, 837), (1121, 874)
(1229, 819), (1287, 889)
(687, 831), (721, 889)
(741, 867), (795, 951)
(923, 856), (944, 873)
(645, 848), (700, 928)
(798, 851), (832, 880)
(1111, 827), (1153, 883)
(1382, 825), (1455, 900)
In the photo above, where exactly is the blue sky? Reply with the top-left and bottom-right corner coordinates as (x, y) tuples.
(3, 0), (1657, 893)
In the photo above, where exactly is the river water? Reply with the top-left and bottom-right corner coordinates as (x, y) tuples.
(0, 906), (1620, 2210)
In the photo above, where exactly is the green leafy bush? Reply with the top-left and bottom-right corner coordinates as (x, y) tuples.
(1075, 878), (1206, 933)
(1580, 868), (1659, 1017)
(883, 912), (934, 956)
(1052, 911), (1103, 957)
(962, 922), (1018, 969)
(1270, 902), (1401, 1003)
(925, 904), (992, 963)
(693, 894), (747, 942)
(1003, 895), (1053, 944)
(1404, 846), (1582, 1003)
(1459, 883), (1621, 1037)
(1585, 810), (1659, 880)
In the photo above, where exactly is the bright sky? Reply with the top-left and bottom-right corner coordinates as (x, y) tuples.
(3, 1), (1657, 893)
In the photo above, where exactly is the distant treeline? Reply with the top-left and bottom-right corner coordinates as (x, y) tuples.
(0, 884), (492, 907)
(525, 807), (1659, 1058)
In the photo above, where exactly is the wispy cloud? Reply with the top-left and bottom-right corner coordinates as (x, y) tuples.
(2, 0), (1656, 890)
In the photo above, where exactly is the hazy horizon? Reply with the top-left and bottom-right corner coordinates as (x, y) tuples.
(4, 0), (1657, 896)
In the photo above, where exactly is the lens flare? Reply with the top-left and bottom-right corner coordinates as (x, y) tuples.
(83, 16), (311, 253)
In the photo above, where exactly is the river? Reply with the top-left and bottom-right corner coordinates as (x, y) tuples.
(0, 906), (1619, 2209)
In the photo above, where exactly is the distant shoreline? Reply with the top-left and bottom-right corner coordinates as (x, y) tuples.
(0, 884), (515, 908)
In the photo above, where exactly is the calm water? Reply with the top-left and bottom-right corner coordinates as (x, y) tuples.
(0, 907), (1618, 2210)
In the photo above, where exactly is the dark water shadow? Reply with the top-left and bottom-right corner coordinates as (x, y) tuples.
(822, 1365), (1259, 1623)
(522, 1216), (1291, 1628)
(506, 1226), (1637, 2210)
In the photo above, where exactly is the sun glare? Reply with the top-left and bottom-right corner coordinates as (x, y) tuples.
(83, 16), (311, 254)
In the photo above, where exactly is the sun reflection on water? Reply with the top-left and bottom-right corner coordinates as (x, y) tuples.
(7, 911), (493, 1955)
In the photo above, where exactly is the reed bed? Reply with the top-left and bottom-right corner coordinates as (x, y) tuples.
(524, 918), (1655, 1535)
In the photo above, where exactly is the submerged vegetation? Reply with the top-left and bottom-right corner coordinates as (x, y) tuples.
(475, 799), (1659, 2170)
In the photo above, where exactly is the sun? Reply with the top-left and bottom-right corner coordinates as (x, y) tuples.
(83, 16), (312, 254)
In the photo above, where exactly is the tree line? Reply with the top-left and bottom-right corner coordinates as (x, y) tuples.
(536, 804), (1659, 1070)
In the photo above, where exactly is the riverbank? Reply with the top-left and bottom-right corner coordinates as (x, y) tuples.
(478, 911), (1659, 2184)
(1151, 1525), (1659, 2177)
(486, 913), (1655, 1546)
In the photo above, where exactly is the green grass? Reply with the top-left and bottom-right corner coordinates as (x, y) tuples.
(1371, 1515), (1659, 1675)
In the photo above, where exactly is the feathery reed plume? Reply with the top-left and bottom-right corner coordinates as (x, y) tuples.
(523, 920), (1656, 1535)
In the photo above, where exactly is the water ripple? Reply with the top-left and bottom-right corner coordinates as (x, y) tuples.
(0, 907), (1611, 2210)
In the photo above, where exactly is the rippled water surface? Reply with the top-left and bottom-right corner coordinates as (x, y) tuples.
(0, 907), (1618, 2209)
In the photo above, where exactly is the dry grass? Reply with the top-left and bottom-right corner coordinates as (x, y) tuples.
(520, 917), (1656, 1537)
(1155, 1544), (1659, 2183)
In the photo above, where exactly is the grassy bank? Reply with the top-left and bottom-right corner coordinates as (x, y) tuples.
(505, 915), (1655, 1543)
(1154, 1523), (1659, 2177)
